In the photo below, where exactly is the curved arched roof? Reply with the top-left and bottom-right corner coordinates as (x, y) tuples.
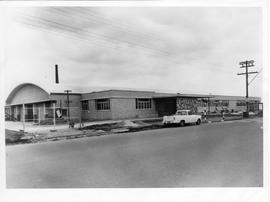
(5, 83), (92, 105)
(5, 83), (50, 105)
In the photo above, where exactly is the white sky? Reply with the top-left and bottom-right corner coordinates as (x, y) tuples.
(2, 6), (263, 99)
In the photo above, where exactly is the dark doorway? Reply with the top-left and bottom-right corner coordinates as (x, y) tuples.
(154, 97), (176, 117)
(25, 104), (33, 122)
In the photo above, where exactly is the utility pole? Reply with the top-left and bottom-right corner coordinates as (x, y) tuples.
(64, 90), (72, 124)
(237, 60), (258, 117)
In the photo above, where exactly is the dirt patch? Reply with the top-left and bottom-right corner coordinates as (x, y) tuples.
(82, 122), (121, 131)
(81, 120), (163, 133)
(5, 129), (33, 145)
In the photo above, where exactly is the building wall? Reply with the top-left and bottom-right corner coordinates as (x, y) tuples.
(111, 98), (158, 120)
(50, 94), (82, 121)
(81, 100), (113, 121)
(6, 84), (262, 122)
(81, 90), (158, 121)
(81, 97), (158, 121)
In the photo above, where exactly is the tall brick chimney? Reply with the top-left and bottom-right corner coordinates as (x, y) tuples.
(55, 64), (59, 84)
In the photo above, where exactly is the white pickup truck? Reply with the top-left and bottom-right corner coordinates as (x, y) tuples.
(162, 110), (202, 127)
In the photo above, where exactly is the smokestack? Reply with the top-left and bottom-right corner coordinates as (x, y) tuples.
(55, 64), (59, 84)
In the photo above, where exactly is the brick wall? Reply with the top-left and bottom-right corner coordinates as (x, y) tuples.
(111, 98), (158, 120)
(81, 100), (112, 121)
(50, 94), (82, 121)
(81, 98), (158, 121)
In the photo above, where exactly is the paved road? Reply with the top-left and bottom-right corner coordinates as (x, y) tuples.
(6, 118), (263, 188)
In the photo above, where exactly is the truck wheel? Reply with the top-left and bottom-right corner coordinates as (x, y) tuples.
(179, 120), (185, 127)
(196, 119), (201, 125)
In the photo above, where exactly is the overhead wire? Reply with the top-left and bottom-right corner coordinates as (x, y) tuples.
(43, 7), (173, 57)
(18, 13), (175, 77)
(17, 8), (234, 75)
(52, 7), (160, 45)
(19, 11), (188, 73)
(248, 68), (262, 86)
(46, 7), (236, 74)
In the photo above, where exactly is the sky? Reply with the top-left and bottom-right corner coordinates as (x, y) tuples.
(2, 6), (263, 100)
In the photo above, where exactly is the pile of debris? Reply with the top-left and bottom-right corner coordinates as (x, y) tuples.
(81, 120), (162, 133)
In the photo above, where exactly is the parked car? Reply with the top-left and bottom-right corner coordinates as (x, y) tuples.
(162, 110), (202, 127)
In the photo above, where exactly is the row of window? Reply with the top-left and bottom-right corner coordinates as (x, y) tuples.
(81, 98), (259, 110)
(197, 99), (229, 107)
(81, 98), (152, 111)
(236, 100), (246, 106)
(209, 100), (229, 107)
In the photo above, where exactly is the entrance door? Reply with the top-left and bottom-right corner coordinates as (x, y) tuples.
(25, 104), (33, 122)
(155, 98), (176, 117)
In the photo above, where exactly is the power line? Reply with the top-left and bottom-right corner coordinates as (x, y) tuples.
(40, 8), (173, 57)
(18, 9), (234, 76)
(56, 7), (160, 42)
(20, 13), (186, 71)
(52, 7), (159, 45)
(23, 14), (169, 57)
(248, 68), (262, 86)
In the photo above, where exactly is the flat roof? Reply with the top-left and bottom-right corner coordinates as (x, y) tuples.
(153, 93), (214, 99)
(6, 83), (261, 105)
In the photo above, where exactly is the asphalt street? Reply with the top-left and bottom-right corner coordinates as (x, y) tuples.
(6, 118), (263, 188)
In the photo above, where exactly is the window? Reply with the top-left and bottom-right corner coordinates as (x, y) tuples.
(45, 102), (51, 108)
(95, 98), (110, 110)
(209, 100), (229, 107)
(62, 109), (67, 116)
(81, 100), (89, 110)
(136, 98), (152, 109)
(236, 100), (246, 106)
(176, 110), (188, 115)
(198, 99), (208, 107)
(221, 100), (229, 107)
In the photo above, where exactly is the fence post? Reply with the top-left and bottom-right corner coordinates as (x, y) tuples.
(22, 104), (25, 132)
(80, 108), (83, 129)
(53, 102), (56, 130)
(38, 107), (40, 125)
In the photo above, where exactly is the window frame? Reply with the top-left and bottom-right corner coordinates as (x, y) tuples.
(236, 100), (246, 106)
(81, 100), (89, 110)
(135, 98), (152, 110)
(95, 98), (111, 111)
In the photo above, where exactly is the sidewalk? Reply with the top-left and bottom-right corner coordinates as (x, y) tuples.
(5, 117), (163, 133)
(5, 120), (121, 133)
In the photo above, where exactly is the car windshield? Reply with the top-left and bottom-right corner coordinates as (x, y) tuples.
(176, 111), (188, 115)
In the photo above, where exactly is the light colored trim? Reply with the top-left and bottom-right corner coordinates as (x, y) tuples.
(81, 96), (152, 101)
(5, 99), (55, 107)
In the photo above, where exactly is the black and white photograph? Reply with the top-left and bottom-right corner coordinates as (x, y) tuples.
(0, 1), (268, 202)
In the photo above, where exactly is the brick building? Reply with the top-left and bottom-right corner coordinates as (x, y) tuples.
(5, 83), (262, 122)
